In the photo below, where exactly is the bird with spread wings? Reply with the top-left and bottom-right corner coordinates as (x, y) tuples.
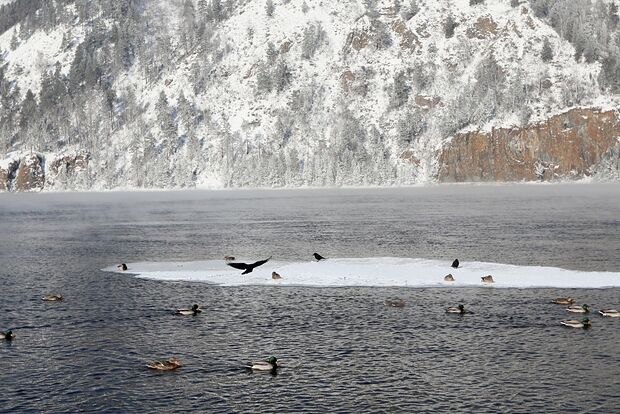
(227, 257), (271, 274)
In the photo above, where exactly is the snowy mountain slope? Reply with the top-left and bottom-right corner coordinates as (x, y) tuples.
(0, 0), (619, 191)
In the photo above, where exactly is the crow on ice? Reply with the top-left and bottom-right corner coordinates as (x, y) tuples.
(313, 253), (326, 261)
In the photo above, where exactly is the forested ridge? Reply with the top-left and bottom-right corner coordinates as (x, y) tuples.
(0, 0), (618, 190)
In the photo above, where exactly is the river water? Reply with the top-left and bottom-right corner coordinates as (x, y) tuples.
(0, 183), (619, 413)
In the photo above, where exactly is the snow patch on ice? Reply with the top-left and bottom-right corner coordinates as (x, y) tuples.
(103, 257), (620, 288)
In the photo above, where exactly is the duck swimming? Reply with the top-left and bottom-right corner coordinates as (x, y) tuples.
(551, 297), (573, 305)
(176, 304), (202, 316)
(567, 304), (590, 313)
(561, 317), (591, 329)
(385, 298), (406, 308)
(147, 357), (181, 370)
(247, 356), (279, 371)
(2, 330), (14, 340)
(41, 294), (64, 301)
(446, 304), (472, 314)
(599, 309), (620, 317)
(224, 256), (235, 261)
(444, 274), (455, 282)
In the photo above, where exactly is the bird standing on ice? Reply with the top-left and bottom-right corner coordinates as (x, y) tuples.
(313, 253), (326, 261)
(451, 259), (459, 268)
(481, 275), (494, 284)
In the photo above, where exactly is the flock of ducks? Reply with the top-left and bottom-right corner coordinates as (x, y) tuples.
(436, 298), (619, 326)
(385, 260), (619, 327)
(443, 259), (495, 284)
(140, 254), (332, 371)
(551, 297), (620, 329)
(110, 254), (333, 371)
(4, 256), (617, 372)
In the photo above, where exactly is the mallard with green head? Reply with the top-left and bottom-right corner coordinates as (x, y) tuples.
(147, 357), (181, 370)
(41, 294), (64, 301)
(567, 304), (590, 313)
(247, 356), (279, 371)
(561, 317), (591, 329)
(551, 297), (573, 305)
(446, 304), (472, 314)
(175, 304), (202, 316)
(2, 330), (15, 340)
(599, 309), (620, 317)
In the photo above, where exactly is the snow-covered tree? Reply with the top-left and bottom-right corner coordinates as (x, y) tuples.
(541, 38), (553, 62)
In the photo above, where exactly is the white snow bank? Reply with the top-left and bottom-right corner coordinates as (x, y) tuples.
(103, 258), (620, 288)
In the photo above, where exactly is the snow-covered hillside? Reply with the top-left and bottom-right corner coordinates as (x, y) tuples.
(0, 0), (619, 191)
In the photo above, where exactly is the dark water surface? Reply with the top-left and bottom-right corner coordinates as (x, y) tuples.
(1, 184), (619, 413)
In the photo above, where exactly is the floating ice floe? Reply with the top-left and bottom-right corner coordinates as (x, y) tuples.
(103, 258), (620, 288)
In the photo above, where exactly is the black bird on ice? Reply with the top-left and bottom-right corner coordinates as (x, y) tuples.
(451, 259), (459, 269)
(227, 257), (271, 274)
(313, 252), (326, 261)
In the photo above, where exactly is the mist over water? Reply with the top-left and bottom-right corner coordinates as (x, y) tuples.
(1, 183), (619, 413)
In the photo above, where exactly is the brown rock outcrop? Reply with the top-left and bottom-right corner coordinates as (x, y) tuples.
(466, 16), (499, 39)
(400, 149), (420, 166)
(49, 152), (90, 176)
(340, 70), (356, 91)
(280, 40), (292, 54)
(391, 20), (421, 50)
(438, 108), (620, 182)
(344, 30), (370, 51)
(15, 154), (45, 191)
(0, 159), (19, 191)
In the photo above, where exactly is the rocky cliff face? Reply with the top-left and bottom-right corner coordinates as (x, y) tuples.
(0, 154), (46, 192)
(0, 152), (90, 192)
(13, 154), (45, 191)
(438, 108), (620, 182)
(0, 159), (19, 191)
